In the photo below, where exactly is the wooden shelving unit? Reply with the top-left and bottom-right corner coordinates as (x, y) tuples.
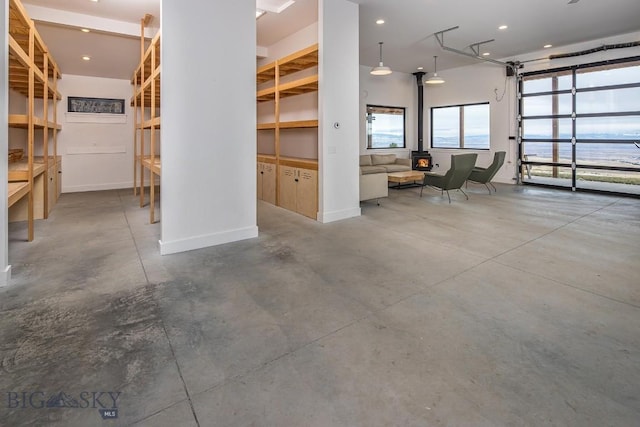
(256, 43), (319, 219)
(132, 22), (161, 224)
(7, 0), (62, 241)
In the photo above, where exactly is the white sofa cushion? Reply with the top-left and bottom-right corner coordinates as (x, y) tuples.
(371, 154), (397, 165)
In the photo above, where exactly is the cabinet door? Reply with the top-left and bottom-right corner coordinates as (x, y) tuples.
(262, 163), (276, 205)
(56, 159), (62, 199)
(296, 168), (318, 219)
(279, 165), (297, 212)
(47, 164), (56, 213)
(256, 162), (264, 200)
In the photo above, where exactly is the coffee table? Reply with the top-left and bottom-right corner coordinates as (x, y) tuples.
(387, 170), (425, 189)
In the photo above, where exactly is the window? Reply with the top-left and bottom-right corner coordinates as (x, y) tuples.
(431, 102), (490, 149)
(520, 58), (640, 195)
(366, 105), (406, 149)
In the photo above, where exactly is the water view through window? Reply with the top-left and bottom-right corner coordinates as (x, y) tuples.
(432, 103), (490, 149)
(366, 105), (406, 149)
(520, 59), (640, 194)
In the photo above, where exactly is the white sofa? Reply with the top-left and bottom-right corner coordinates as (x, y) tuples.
(359, 154), (412, 202)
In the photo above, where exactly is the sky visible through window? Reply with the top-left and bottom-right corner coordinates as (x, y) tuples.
(522, 64), (640, 167)
(367, 106), (405, 149)
(432, 103), (490, 149)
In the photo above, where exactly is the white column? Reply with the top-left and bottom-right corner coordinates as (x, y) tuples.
(317, 0), (361, 223)
(1, 0), (10, 286)
(160, 0), (258, 254)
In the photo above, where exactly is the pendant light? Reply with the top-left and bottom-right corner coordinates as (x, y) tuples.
(426, 55), (445, 84)
(370, 42), (392, 76)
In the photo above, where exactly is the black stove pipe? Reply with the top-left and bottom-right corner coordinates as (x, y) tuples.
(412, 72), (426, 152)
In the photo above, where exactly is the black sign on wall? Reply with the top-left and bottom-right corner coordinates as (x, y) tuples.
(68, 97), (125, 114)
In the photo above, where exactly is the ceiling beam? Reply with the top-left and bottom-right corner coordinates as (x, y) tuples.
(23, 4), (155, 39)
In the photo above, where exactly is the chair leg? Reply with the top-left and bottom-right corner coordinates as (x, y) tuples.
(489, 182), (497, 192)
(420, 184), (424, 197)
(484, 183), (491, 194)
(445, 190), (451, 203)
(459, 187), (469, 200)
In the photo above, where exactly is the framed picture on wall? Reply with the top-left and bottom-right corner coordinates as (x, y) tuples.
(67, 97), (125, 114)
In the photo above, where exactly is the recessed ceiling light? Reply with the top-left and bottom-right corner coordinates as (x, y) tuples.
(482, 52), (490, 56)
(82, 55), (91, 61)
(81, 28), (90, 33)
(376, 19), (385, 25)
(90, 0), (98, 2)
(417, 66), (424, 70)
(498, 25), (508, 30)
(544, 44), (553, 48)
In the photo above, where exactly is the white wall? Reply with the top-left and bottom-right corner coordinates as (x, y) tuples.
(56, 74), (135, 192)
(424, 63), (517, 183)
(160, 0), (257, 255)
(1, 0), (10, 286)
(258, 22), (318, 66)
(359, 67), (416, 158)
(317, 0), (360, 223)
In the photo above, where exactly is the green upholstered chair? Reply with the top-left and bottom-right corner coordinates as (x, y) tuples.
(421, 153), (478, 203)
(467, 151), (506, 194)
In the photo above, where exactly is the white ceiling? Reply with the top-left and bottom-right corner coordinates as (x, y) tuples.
(20, 0), (640, 80)
(356, 0), (640, 73)
(23, 0), (160, 24)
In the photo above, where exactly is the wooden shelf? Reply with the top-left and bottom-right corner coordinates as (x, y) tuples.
(7, 0), (62, 241)
(8, 181), (29, 208)
(9, 114), (61, 130)
(142, 117), (161, 129)
(257, 154), (277, 164)
(8, 38), (60, 100)
(257, 122), (276, 130)
(257, 62), (276, 84)
(256, 44), (319, 219)
(279, 75), (318, 99)
(257, 86), (276, 103)
(279, 156), (318, 171)
(132, 27), (161, 224)
(278, 44), (318, 77)
(132, 32), (161, 83)
(141, 156), (161, 175)
(258, 120), (318, 130)
(280, 120), (318, 129)
(8, 159), (47, 182)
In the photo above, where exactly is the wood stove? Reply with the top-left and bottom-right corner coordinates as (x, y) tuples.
(412, 71), (433, 171)
(412, 151), (433, 171)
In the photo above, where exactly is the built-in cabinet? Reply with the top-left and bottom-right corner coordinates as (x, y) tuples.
(132, 26), (161, 224)
(257, 44), (319, 220)
(7, 0), (62, 241)
(279, 163), (318, 219)
(257, 158), (277, 205)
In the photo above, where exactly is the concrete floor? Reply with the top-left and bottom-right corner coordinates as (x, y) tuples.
(2, 184), (639, 426)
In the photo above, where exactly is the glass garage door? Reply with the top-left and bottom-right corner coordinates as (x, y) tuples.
(517, 57), (640, 196)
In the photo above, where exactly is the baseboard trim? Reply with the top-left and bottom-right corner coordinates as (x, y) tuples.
(63, 182), (133, 193)
(0, 265), (11, 287)
(317, 207), (361, 223)
(159, 226), (259, 256)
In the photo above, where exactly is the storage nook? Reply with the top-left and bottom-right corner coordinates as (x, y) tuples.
(132, 24), (161, 224)
(7, 0), (62, 241)
(256, 44), (319, 220)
